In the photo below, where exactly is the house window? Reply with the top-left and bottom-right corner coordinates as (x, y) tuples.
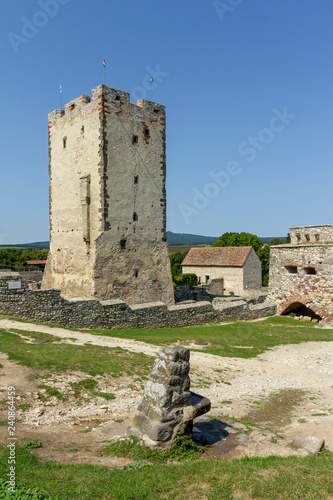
(63, 136), (67, 149)
(304, 266), (316, 275)
(115, 95), (120, 101)
(120, 239), (126, 250)
(205, 275), (210, 284)
(285, 265), (297, 274)
(132, 135), (138, 144)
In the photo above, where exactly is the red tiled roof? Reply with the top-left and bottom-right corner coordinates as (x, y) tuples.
(25, 260), (47, 265)
(181, 247), (252, 267)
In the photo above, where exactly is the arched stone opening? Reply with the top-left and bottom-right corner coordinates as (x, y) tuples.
(281, 301), (322, 321)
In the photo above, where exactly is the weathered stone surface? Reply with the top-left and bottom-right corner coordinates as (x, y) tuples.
(294, 435), (325, 455)
(130, 346), (210, 449)
(146, 424), (173, 442)
(41, 85), (174, 306)
(268, 225), (333, 324)
(0, 273), (276, 330)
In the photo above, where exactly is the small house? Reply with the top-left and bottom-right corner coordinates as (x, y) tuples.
(181, 246), (262, 295)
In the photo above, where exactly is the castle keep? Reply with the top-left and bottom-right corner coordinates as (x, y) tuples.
(42, 85), (174, 304)
(268, 225), (333, 323)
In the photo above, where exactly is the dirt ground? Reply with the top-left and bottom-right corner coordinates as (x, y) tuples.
(0, 318), (332, 465)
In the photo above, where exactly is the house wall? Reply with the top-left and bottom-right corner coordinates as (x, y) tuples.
(182, 265), (244, 295)
(243, 248), (262, 289)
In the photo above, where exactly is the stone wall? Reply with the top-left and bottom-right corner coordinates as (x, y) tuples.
(243, 248), (262, 290)
(182, 265), (244, 295)
(43, 85), (174, 305)
(268, 244), (333, 322)
(0, 273), (276, 330)
(290, 225), (333, 245)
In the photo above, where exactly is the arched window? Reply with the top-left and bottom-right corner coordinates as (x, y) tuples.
(133, 212), (138, 222)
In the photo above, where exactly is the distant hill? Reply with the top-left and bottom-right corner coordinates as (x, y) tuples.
(166, 231), (218, 246)
(0, 235), (287, 250)
(0, 241), (50, 250)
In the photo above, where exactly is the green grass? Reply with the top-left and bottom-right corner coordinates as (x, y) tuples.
(0, 329), (153, 377)
(0, 445), (332, 499)
(86, 316), (333, 358)
(103, 436), (203, 463)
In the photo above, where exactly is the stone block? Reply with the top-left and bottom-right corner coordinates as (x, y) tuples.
(294, 435), (324, 455)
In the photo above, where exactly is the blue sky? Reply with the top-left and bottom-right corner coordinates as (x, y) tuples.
(1, 0), (332, 244)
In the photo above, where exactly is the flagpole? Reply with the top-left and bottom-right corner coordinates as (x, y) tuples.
(104, 65), (106, 85)
(103, 59), (106, 85)
(60, 85), (62, 110)
(149, 76), (153, 101)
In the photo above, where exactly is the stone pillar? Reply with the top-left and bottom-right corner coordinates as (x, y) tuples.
(130, 346), (192, 449)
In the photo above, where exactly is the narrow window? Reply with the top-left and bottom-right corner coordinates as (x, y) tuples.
(305, 234), (310, 242)
(133, 212), (138, 222)
(134, 270), (139, 278)
(81, 125), (84, 134)
(296, 233), (301, 241)
(134, 175), (139, 184)
(144, 128), (149, 138)
(205, 275), (210, 284)
(132, 135), (138, 144)
(115, 95), (120, 101)
(304, 266), (316, 275)
(63, 136), (67, 149)
(120, 239), (126, 250)
(285, 265), (297, 274)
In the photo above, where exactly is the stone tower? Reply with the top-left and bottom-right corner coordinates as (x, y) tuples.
(42, 85), (174, 305)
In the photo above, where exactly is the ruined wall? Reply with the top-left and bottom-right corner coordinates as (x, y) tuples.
(42, 85), (174, 305)
(268, 244), (333, 322)
(0, 274), (276, 330)
(290, 225), (333, 245)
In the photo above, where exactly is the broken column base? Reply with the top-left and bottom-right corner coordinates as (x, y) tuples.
(130, 345), (211, 450)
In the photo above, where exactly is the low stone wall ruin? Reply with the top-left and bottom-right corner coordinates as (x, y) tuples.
(0, 272), (276, 330)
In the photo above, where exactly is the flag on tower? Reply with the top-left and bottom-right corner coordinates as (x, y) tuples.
(103, 59), (106, 67)
(150, 76), (153, 83)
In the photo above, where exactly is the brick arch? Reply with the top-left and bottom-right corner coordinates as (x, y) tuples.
(279, 294), (328, 321)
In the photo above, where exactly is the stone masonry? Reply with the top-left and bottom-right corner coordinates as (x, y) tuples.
(131, 346), (193, 449)
(42, 85), (174, 305)
(0, 272), (276, 330)
(268, 225), (333, 323)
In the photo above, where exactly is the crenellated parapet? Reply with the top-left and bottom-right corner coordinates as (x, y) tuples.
(48, 85), (166, 136)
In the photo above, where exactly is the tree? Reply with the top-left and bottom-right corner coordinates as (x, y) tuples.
(212, 232), (263, 253)
(212, 232), (268, 285)
(169, 251), (198, 289)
